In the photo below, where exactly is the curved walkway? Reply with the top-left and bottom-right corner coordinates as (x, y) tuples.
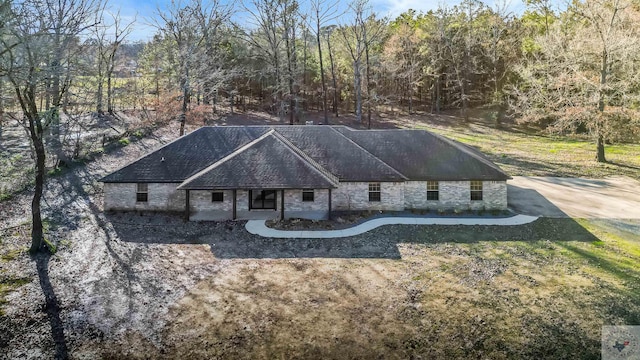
(245, 214), (539, 239)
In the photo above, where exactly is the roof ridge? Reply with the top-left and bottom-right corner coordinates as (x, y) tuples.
(271, 130), (340, 186)
(329, 127), (409, 180)
(178, 129), (276, 189)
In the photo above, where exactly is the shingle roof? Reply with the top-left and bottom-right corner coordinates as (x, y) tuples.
(274, 126), (407, 182)
(177, 130), (338, 190)
(100, 126), (269, 183)
(334, 127), (510, 181)
(100, 125), (510, 186)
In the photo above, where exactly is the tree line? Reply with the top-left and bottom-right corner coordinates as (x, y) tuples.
(0, 0), (639, 252)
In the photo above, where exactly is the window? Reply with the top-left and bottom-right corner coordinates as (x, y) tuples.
(368, 183), (381, 202)
(211, 192), (224, 202)
(302, 189), (314, 202)
(136, 183), (148, 202)
(427, 181), (439, 201)
(470, 181), (483, 201)
(250, 190), (277, 209)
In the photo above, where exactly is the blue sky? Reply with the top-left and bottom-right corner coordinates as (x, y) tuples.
(111, 0), (528, 42)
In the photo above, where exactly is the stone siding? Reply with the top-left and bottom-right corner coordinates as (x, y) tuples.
(404, 180), (507, 211)
(332, 182), (405, 211)
(480, 181), (508, 210)
(189, 190), (233, 221)
(104, 181), (507, 219)
(103, 183), (185, 211)
(283, 189), (330, 220)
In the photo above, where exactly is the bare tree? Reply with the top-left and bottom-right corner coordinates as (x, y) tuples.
(307, 0), (340, 124)
(43, 0), (102, 165)
(0, 0), (100, 253)
(339, 0), (367, 123)
(324, 25), (340, 117)
(512, 0), (640, 162)
(155, 0), (232, 136)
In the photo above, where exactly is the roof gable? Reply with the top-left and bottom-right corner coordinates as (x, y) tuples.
(177, 131), (338, 190)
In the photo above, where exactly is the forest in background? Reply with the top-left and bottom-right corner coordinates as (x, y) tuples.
(1, 0), (640, 251)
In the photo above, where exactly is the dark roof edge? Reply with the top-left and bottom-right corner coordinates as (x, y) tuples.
(328, 126), (409, 181)
(99, 127), (208, 183)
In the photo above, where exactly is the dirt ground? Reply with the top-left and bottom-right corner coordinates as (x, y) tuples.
(508, 176), (640, 218)
(1, 112), (639, 359)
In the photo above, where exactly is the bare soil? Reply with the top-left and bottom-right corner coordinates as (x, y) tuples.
(0, 111), (639, 359)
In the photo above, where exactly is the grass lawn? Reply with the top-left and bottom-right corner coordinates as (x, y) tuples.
(145, 218), (640, 359)
(417, 121), (640, 179)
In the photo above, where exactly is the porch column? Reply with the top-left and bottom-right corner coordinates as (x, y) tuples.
(328, 188), (332, 220)
(184, 190), (190, 221)
(280, 189), (285, 220)
(232, 189), (237, 220)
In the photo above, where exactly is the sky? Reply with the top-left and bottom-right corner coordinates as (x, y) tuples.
(109, 0), (528, 42)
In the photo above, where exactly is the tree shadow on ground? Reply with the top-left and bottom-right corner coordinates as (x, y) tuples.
(110, 212), (598, 260)
(33, 252), (69, 360)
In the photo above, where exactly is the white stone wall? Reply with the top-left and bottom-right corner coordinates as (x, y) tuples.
(189, 190), (234, 221)
(284, 189), (330, 211)
(481, 181), (508, 210)
(104, 180), (507, 219)
(331, 182), (405, 211)
(103, 183), (185, 211)
(404, 180), (507, 211)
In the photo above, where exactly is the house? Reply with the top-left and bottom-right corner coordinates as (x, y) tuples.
(99, 125), (510, 221)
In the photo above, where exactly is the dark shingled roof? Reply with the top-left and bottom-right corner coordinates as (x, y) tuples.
(334, 127), (510, 181)
(178, 131), (338, 190)
(274, 126), (406, 182)
(100, 126), (269, 183)
(100, 125), (510, 186)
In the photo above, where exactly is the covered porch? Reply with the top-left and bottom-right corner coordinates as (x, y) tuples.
(184, 188), (333, 221)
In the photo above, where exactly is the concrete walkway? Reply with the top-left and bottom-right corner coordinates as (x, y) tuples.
(245, 214), (539, 239)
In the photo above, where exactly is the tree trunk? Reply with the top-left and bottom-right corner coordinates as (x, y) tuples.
(317, 21), (328, 124)
(30, 135), (46, 253)
(96, 77), (104, 114)
(354, 59), (362, 122)
(597, 133), (606, 162)
(364, 30), (372, 129)
(107, 74), (114, 114)
(596, 49), (608, 163)
(327, 34), (339, 117)
(180, 66), (188, 136)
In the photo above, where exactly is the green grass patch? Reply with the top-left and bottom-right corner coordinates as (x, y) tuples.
(118, 138), (131, 146)
(0, 277), (31, 316)
(417, 121), (640, 178)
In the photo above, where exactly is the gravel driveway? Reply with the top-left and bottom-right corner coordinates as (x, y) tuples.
(507, 176), (640, 218)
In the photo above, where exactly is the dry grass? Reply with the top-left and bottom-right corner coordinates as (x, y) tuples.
(98, 219), (640, 359)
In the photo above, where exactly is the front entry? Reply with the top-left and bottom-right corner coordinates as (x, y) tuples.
(249, 190), (277, 210)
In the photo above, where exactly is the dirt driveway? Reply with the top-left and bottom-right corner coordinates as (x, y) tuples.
(508, 176), (640, 218)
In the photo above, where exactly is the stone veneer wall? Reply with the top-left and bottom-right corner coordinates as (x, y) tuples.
(189, 190), (233, 221)
(283, 189), (330, 220)
(331, 182), (405, 211)
(104, 181), (507, 219)
(103, 183), (185, 211)
(404, 181), (507, 211)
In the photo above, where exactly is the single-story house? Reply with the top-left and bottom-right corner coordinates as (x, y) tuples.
(99, 125), (510, 221)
